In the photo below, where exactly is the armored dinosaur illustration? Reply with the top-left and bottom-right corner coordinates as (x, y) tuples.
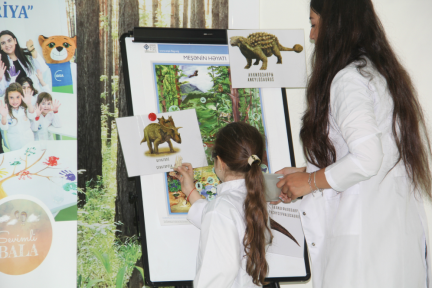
(230, 32), (303, 70)
(140, 116), (182, 154)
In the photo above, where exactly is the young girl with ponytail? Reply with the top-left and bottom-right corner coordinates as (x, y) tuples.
(173, 122), (272, 288)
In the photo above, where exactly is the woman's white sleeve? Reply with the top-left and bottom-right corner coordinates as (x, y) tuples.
(194, 210), (240, 288)
(187, 199), (208, 229)
(32, 53), (49, 73)
(324, 71), (384, 192)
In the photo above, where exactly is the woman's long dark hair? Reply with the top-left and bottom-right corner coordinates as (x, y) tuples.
(212, 122), (272, 285)
(0, 30), (34, 82)
(301, 0), (431, 197)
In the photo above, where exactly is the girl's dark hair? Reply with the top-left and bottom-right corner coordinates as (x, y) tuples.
(301, 0), (432, 198)
(17, 77), (39, 95)
(0, 30), (34, 82)
(37, 92), (53, 105)
(5, 83), (28, 121)
(212, 122), (272, 285)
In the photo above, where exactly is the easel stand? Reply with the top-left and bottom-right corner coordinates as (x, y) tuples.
(121, 26), (310, 288)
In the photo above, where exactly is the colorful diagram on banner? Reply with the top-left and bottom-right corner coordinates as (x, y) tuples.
(0, 196), (53, 275)
(0, 141), (77, 221)
(154, 64), (269, 214)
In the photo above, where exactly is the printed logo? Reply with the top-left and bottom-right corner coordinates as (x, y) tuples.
(143, 43), (157, 53)
(54, 70), (64, 81)
(0, 197), (53, 275)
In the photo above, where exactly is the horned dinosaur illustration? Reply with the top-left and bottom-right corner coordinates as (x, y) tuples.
(230, 32), (303, 70)
(140, 116), (182, 154)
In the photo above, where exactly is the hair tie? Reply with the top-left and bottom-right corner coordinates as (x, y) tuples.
(248, 155), (261, 166)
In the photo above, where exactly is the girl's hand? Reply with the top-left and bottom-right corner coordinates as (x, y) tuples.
(22, 88), (34, 106)
(0, 55), (6, 82)
(34, 103), (42, 118)
(0, 101), (8, 117)
(173, 163), (195, 194)
(276, 172), (312, 203)
(52, 99), (61, 113)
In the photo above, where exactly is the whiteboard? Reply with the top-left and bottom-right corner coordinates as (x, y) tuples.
(120, 27), (310, 286)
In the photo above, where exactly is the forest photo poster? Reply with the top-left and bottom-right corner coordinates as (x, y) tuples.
(153, 63), (270, 219)
(75, 0), (261, 287)
(0, 0), (77, 287)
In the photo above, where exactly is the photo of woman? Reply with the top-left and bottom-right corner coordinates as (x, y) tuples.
(0, 30), (50, 96)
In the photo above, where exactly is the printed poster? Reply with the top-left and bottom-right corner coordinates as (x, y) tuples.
(0, 0), (77, 287)
(152, 62), (270, 223)
(268, 201), (305, 258)
(116, 109), (208, 176)
(227, 29), (307, 88)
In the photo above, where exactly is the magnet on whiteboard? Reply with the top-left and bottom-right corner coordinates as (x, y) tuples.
(148, 113), (157, 121)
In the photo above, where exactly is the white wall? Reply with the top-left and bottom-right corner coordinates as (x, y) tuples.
(259, 0), (432, 287)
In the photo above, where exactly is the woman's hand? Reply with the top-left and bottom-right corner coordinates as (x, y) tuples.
(26, 39), (37, 58)
(275, 166), (306, 176)
(52, 99), (61, 113)
(276, 172), (312, 203)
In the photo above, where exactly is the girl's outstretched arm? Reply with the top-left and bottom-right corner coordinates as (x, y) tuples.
(173, 163), (201, 205)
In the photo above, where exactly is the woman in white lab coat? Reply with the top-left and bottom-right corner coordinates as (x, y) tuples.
(0, 30), (50, 96)
(174, 122), (272, 288)
(275, 0), (431, 287)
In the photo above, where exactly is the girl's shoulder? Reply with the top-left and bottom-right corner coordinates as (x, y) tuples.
(204, 191), (244, 220)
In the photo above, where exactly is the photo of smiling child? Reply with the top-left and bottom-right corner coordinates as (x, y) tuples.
(31, 92), (62, 140)
(0, 82), (36, 151)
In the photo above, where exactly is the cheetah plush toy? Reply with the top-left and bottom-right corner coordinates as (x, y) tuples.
(38, 35), (77, 94)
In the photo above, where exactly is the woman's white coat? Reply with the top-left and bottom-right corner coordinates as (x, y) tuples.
(299, 61), (430, 288)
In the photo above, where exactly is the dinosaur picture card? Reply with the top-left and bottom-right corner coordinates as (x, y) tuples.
(227, 29), (307, 88)
(116, 109), (208, 177)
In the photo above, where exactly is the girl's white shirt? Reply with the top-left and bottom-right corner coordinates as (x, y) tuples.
(300, 60), (430, 288)
(31, 112), (61, 140)
(0, 106), (35, 151)
(188, 179), (268, 288)
(0, 53), (50, 96)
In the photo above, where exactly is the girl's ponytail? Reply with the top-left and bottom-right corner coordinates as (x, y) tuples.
(243, 157), (272, 285)
(212, 122), (272, 285)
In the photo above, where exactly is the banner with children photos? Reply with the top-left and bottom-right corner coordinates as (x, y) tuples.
(0, 0), (77, 287)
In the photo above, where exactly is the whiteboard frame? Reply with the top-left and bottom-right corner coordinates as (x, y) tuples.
(120, 27), (311, 287)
